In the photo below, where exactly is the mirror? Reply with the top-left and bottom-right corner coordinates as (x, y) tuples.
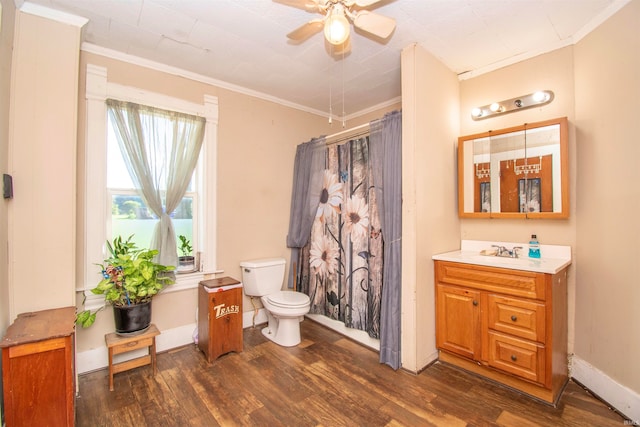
(458, 117), (568, 218)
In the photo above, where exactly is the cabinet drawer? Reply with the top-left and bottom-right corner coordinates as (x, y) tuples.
(487, 295), (546, 342)
(436, 261), (545, 299)
(488, 332), (544, 384)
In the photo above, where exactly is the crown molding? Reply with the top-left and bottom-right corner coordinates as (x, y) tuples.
(19, 1), (88, 27)
(81, 43), (400, 122)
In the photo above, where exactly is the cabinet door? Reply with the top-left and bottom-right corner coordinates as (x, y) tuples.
(2, 337), (74, 427)
(436, 284), (481, 360)
(209, 289), (243, 359)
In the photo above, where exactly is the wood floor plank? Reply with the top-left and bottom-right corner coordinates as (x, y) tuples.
(76, 319), (628, 427)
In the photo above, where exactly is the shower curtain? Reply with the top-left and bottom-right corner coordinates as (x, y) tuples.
(299, 136), (384, 338)
(290, 110), (402, 369)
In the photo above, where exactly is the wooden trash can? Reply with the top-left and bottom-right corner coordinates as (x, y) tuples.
(198, 277), (243, 362)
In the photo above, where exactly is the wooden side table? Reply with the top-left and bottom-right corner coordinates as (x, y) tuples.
(105, 323), (160, 391)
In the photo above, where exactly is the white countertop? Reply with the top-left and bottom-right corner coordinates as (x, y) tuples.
(432, 240), (572, 274)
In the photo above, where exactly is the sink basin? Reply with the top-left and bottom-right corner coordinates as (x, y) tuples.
(466, 255), (534, 266)
(432, 240), (572, 274)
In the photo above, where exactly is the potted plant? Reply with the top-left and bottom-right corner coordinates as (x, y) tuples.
(76, 235), (175, 334)
(177, 234), (196, 273)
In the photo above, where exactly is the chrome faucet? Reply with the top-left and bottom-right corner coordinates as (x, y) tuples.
(491, 245), (523, 258)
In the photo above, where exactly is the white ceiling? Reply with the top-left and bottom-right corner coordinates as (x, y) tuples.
(15, 0), (629, 119)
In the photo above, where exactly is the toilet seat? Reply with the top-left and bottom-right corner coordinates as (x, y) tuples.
(266, 291), (310, 308)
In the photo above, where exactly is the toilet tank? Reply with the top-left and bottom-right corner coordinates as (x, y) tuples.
(240, 258), (286, 296)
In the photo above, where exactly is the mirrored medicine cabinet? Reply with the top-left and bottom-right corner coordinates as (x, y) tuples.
(458, 117), (568, 219)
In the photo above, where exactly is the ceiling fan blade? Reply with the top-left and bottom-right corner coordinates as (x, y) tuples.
(273, 0), (321, 13)
(354, 0), (383, 7)
(287, 19), (325, 42)
(353, 10), (396, 40)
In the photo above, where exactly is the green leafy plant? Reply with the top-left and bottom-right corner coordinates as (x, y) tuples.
(76, 235), (175, 328)
(178, 235), (193, 257)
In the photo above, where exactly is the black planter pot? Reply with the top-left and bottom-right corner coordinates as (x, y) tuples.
(113, 301), (152, 336)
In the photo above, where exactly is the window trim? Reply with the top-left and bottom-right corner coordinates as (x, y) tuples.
(82, 64), (218, 303)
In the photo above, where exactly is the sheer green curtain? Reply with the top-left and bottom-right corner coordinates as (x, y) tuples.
(106, 99), (205, 267)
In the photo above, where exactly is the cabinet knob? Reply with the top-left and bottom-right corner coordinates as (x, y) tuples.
(511, 355), (517, 362)
(473, 300), (478, 306)
(511, 315), (517, 322)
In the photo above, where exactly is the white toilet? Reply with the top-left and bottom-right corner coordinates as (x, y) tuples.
(240, 257), (310, 347)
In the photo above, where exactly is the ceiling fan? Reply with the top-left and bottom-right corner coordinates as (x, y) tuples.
(275, 0), (396, 48)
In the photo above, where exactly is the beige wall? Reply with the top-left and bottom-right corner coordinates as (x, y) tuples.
(75, 51), (399, 352)
(401, 44), (460, 371)
(0, 1), (16, 420)
(457, 0), (639, 403)
(0, 0), (15, 330)
(573, 0), (640, 394)
(458, 46), (578, 350)
(7, 9), (82, 318)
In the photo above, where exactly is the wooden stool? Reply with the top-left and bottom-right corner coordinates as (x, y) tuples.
(105, 324), (160, 391)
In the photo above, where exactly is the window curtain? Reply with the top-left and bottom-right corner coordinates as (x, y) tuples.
(286, 137), (325, 289)
(369, 110), (402, 370)
(106, 99), (205, 267)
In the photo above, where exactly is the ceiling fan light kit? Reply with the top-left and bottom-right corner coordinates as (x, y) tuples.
(277, 0), (396, 52)
(325, 5), (350, 45)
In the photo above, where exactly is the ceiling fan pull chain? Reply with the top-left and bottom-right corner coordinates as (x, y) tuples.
(329, 42), (333, 125)
(342, 48), (346, 128)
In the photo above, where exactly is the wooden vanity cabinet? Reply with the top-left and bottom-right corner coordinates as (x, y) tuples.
(435, 260), (568, 404)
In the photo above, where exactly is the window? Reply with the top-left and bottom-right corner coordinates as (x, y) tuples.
(106, 113), (199, 253)
(82, 64), (218, 299)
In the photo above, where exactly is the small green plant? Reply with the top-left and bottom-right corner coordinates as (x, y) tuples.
(76, 235), (175, 328)
(178, 235), (193, 257)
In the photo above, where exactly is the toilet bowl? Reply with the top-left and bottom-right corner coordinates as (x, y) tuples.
(240, 258), (310, 347)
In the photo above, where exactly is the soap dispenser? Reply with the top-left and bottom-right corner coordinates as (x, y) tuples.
(528, 234), (541, 258)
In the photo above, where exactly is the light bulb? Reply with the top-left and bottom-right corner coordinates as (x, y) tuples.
(490, 103), (501, 112)
(532, 91), (548, 103)
(471, 107), (483, 118)
(324, 11), (350, 45)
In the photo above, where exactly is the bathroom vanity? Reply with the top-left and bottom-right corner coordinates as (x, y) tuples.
(433, 241), (571, 404)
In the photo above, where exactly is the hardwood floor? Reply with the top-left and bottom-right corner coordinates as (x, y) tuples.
(76, 319), (627, 426)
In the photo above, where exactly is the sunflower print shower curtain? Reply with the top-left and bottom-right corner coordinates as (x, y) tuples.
(299, 137), (383, 339)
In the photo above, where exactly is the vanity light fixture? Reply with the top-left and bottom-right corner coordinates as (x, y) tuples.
(471, 90), (554, 121)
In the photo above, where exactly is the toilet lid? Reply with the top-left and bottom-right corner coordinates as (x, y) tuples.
(266, 291), (310, 308)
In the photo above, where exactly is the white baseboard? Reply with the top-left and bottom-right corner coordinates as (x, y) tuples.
(76, 323), (197, 374)
(77, 312), (269, 375)
(571, 354), (640, 422)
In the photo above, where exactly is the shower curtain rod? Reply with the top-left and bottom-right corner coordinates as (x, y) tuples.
(325, 122), (370, 146)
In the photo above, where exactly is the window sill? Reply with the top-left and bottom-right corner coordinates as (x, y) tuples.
(165, 271), (206, 293)
(77, 270), (223, 311)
